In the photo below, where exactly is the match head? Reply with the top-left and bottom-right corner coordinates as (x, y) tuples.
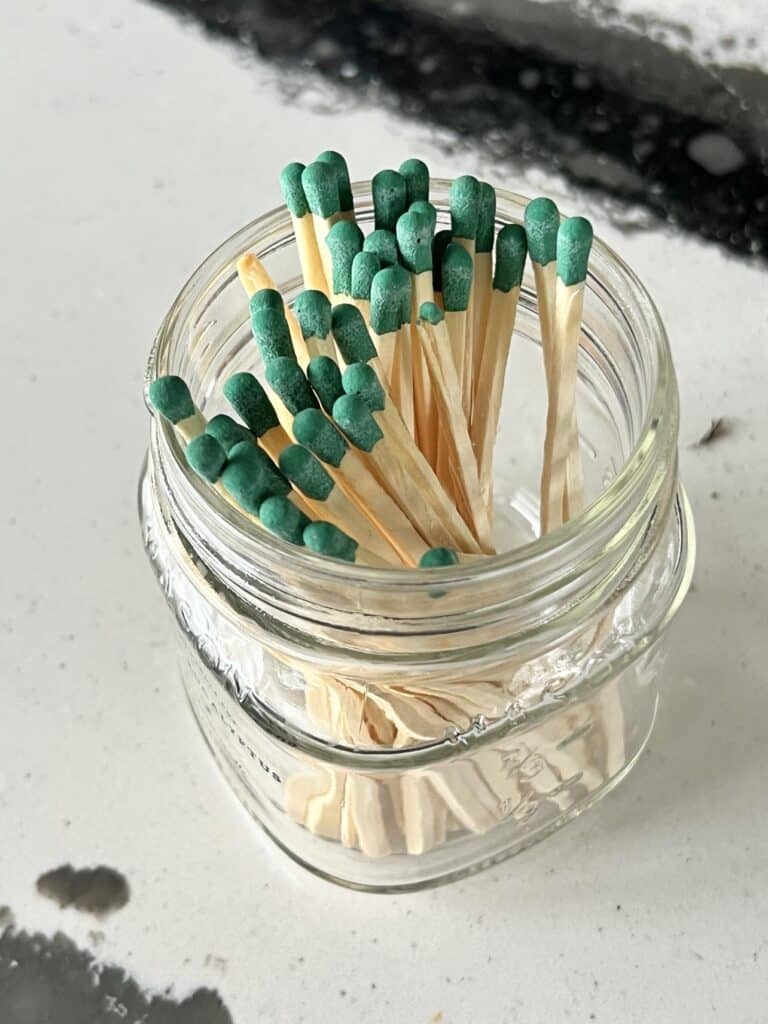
(450, 175), (480, 240)
(331, 303), (377, 363)
(301, 161), (341, 219)
(332, 394), (384, 453)
(556, 216), (594, 286)
(316, 150), (353, 212)
(370, 266), (412, 334)
(221, 441), (290, 514)
(279, 161), (309, 218)
(265, 357), (318, 415)
(418, 301), (444, 326)
(223, 372), (279, 437)
(372, 169), (408, 232)
(293, 407), (348, 468)
(524, 197), (560, 266)
(341, 362), (386, 413)
(409, 200), (437, 237)
(279, 443), (334, 501)
(249, 288), (284, 315)
(493, 224), (528, 292)
(363, 229), (399, 268)
(476, 182), (497, 253)
(432, 229), (452, 293)
(399, 158), (430, 205)
(326, 219), (364, 296)
(419, 547), (460, 568)
(205, 414), (253, 455)
(307, 355), (343, 415)
(250, 306), (294, 362)
(258, 495), (310, 546)
(294, 290), (332, 340)
(396, 209), (433, 275)
(148, 376), (195, 424)
(351, 251), (381, 300)
(441, 243), (474, 312)
(303, 521), (358, 563)
(186, 433), (227, 482)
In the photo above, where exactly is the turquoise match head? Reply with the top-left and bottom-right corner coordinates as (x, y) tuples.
(148, 375), (195, 424)
(556, 216), (593, 285)
(350, 251), (381, 300)
(341, 362), (386, 413)
(372, 169), (407, 232)
(399, 158), (430, 205)
(249, 288), (284, 315)
(185, 433), (227, 482)
(265, 357), (317, 415)
(279, 162), (309, 218)
(418, 301), (444, 326)
(294, 290), (332, 340)
(476, 182), (497, 253)
(307, 355), (343, 414)
(331, 303), (377, 363)
(396, 209), (433, 275)
(316, 150), (353, 212)
(363, 229), (399, 268)
(223, 372), (279, 437)
(326, 219), (364, 296)
(409, 199), (437, 237)
(205, 413), (253, 455)
(450, 175), (480, 240)
(370, 265), (412, 334)
(258, 495), (309, 546)
(493, 224), (528, 292)
(419, 547), (460, 568)
(279, 443), (334, 501)
(332, 394), (384, 453)
(524, 197), (560, 266)
(441, 243), (473, 312)
(301, 161), (341, 219)
(303, 521), (358, 563)
(293, 407), (348, 468)
(250, 306), (294, 362)
(432, 229), (452, 293)
(220, 441), (290, 514)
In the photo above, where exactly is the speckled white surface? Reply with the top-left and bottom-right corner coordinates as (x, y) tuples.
(1, 1), (766, 1021)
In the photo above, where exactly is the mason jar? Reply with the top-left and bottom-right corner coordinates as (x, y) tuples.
(139, 182), (695, 892)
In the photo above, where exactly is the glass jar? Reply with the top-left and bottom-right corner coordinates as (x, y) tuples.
(139, 182), (695, 891)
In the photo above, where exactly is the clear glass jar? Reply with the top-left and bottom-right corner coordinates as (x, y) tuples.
(139, 182), (695, 891)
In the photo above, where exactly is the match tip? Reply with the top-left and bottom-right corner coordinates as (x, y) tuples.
(258, 495), (309, 546)
(493, 224), (528, 292)
(524, 196), (560, 266)
(419, 547), (459, 568)
(294, 290), (332, 340)
(303, 521), (358, 563)
(205, 413), (252, 455)
(556, 216), (594, 285)
(449, 174), (481, 239)
(409, 199), (437, 236)
(148, 375), (195, 424)
(363, 228), (399, 268)
(476, 182), (497, 253)
(301, 161), (341, 219)
(279, 443), (334, 501)
(432, 229), (452, 293)
(223, 372), (279, 438)
(220, 441), (290, 514)
(395, 209), (433, 275)
(307, 354), (343, 414)
(186, 433), (227, 483)
(350, 251), (381, 300)
(293, 407), (348, 467)
(316, 150), (353, 212)
(331, 302), (377, 363)
(398, 158), (430, 204)
(326, 219), (364, 295)
(250, 304), (293, 362)
(249, 288), (284, 316)
(341, 361), (386, 413)
(418, 301), (444, 325)
(280, 161), (309, 218)
(265, 357), (317, 415)
(372, 169), (408, 232)
(332, 393), (383, 453)
(441, 243), (473, 312)
(370, 265), (412, 334)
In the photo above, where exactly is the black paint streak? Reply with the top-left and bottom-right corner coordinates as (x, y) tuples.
(146, 0), (768, 257)
(36, 865), (130, 918)
(693, 416), (732, 447)
(0, 923), (234, 1024)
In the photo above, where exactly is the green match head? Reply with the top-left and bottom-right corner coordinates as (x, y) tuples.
(332, 394), (383, 453)
(307, 355), (343, 414)
(341, 361), (386, 412)
(450, 175), (480, 239)
(418, 301), (444, 326)
(221, 441), (290, 514)
(419, 547), (460, 568)
(293, 408), (348, 467)
(524, 197), (560, 266)
(303, 521), (358, 563)
(399, 158), (429, 204)
(432, 229), (452, 293)
(409, 199), (437, 237)
(441, 243), (473, 311)
(258, 495), (309, 546)
(186, 433), (227, 482)
(556, 216), (593, 286)
(316, 150), (353, 212)
(363, 229), (398, 268)
(370, 265), (411, 334)
(396, 209), (433, 275)
(265, 357), (317, 415)
(325, 219), (364, 296)
(294, 290), (331, 340)
(301, 161), (340, 219)
(350, 251), (381, 300)
(372, 169), (407, 232)
(249, 288), (284, 315)
(223, 372), (279, 437)
(148, 376), (195, 424)
(331, 303), (377, 363)
(493, 224), (528, 292)
(279, 162), (309, 218)
(250, 306), (293, 362)
(476, 182), (497, 253)
(278, 443), (334, 501)
(205, 413), (252, 455)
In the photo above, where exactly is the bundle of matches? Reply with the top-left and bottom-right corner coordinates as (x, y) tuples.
(145, 152), (604, 857)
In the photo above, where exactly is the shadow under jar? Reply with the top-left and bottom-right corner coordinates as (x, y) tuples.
(139, 181), (695, 891)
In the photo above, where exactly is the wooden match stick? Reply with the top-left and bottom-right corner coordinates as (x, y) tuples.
(280, 162), (327, 294)
(449, 175), (481, 406)
(237, 260), (310, 366)
(372, 168), (407, 232)
(540, 217), (593, 534)
(301, 161), (343, 292)
(471, 182), (496, 404)
(325, 219), (364, 304)
(293, 291), (336, 359)
(441, 242), (474, 418)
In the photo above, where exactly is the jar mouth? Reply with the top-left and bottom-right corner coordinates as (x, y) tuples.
(146, 181), (677, 610)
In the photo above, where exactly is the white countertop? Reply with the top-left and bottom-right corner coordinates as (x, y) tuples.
(1, 1), (766, 1020)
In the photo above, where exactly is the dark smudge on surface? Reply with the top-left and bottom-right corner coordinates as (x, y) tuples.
(36, 865), (131, 918)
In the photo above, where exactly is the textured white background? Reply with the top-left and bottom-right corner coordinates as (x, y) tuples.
(1, 1), (766, 1021)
